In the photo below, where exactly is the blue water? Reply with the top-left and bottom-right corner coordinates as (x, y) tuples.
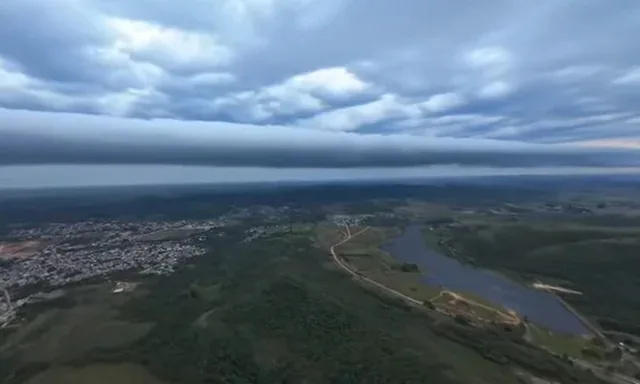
(381, 225), (590, 335)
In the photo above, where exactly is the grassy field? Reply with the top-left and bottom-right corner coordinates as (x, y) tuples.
(111, 231), (539, 384)
(1, 226), (609, 384)
(332, 225), (441, 301)
(25, 363), (166, 384)
(527, 324), (590, 358)
(439, 216), (640, 338)
(392, 202), (454, 222)
(311, 222), (345, 249)
(316, 219), (630, 375)
(0, 283), (153, 382)
(335, 225), (514, 314)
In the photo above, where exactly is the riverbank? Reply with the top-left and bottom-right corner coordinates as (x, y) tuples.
(382, 225), (590, 335)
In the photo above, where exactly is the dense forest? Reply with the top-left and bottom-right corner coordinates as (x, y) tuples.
(0, 181), (552, 225)
(446, 222), (640, 338)
(0, 227), (606, 383)
(4, 177), (640, 383)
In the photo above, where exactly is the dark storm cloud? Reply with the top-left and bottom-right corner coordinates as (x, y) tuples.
(1, 0), (640, 146)
(0, 2), (117, 86)
(1, 109), (639, 169)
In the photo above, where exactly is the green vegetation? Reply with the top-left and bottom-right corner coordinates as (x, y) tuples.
(1, 286), (152, 365)
(6, 176), (640, 382)
(1, 226), (607, 383)
(527, 324), (589, 358)
(334, 226), (441, 301)
(25, 364), (166, 384)
(397, 262), (419, 272)
(429, 319), (598, 382)
(441, 219), (640, 338)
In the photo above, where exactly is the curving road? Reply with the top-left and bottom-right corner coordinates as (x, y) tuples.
(330, 226), (640, 384)
(330, 225), (423, 306)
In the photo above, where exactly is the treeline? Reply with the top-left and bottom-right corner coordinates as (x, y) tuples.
(76, 232), (601, 383)
(430, 321), (604, 384)
(82, 234), (460, 383)
(2, 228), (607, 383)
(0, 183), (547, 225)
(449, 222), (640, 337)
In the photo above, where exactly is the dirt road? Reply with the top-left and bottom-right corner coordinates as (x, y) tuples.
(430, 290), (520, 325)
(330, 226), (423, 306)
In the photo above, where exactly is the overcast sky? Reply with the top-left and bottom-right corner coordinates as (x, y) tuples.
(1, 0), (640, 188)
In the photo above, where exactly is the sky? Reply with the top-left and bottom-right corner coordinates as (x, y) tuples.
(1, 0), (640, 188)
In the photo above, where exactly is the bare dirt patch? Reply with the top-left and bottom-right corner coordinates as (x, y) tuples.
(430, 290), (521, 327)
(0, 240), (42, 259)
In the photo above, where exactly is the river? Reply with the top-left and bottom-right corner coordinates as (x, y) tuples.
(381, 225), (590, 335)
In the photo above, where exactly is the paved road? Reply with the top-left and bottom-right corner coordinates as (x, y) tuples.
(330, 226), (423, 306)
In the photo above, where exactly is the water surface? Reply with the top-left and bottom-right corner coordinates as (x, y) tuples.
(381, 225), (589, 335)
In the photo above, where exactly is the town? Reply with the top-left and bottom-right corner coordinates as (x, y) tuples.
(0, 219), (232, 292)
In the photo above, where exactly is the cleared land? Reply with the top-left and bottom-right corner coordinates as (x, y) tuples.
(430, 290), (520, 327)
(436, 218), (640, 338)
(1, 282), (152, 379)
(26, 363), (166, 384)
(1, 225), (608, 384)
(0, 241), (42, 259)
(332, 226), (440, 302)
(328, 225), (522, 328)
(325, 222), (616, 369)
(527, 323), (590, 358)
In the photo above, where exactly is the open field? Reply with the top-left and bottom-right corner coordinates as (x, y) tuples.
(431, 215), (640, 337)
(0, 241), (42, 260)
(348, 259), (441, 301)
(5, 174), (640, 383)
(332, 225), (441, 301)
(312, 222), (345, 249)
(327, 222), (619, 372)
(392, 202), (454, 221)
(527, 323), (591, 358)
(25, 363), (166, 384)
(0, 283), (153, 381)
(431, 290), (520, 326)
(2, 206), (626, 383)
(332, 225), (517, 324)
(15, 306), (152, 363)
(0, 228), (595, 384)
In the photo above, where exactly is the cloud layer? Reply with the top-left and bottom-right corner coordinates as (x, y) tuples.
(1, 0), (639, 170)
(2, 109), (639, 168)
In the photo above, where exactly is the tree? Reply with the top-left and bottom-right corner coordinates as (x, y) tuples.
(604, 365), (615, 375)
(400, 263), (419, 273)
(423, 300), (435, 310)
(454, 315), (470, 326)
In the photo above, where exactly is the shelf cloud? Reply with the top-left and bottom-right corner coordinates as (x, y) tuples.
(2, 109), (638, 169)
(1, 0), (640, 187)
